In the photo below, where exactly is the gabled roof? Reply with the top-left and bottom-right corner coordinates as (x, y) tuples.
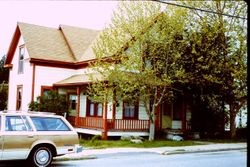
(5, 22), (100, 68)
(53, 73), (103, 87)
(60, 25), (100, 61)
(19, 22), (76, 63)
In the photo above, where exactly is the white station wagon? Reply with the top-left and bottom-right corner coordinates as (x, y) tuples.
(0, 110), (82, 167)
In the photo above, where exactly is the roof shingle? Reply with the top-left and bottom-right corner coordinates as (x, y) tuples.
(17, 22), (99, 63)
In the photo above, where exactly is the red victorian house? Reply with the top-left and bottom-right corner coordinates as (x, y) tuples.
(4, 22), (191, 139)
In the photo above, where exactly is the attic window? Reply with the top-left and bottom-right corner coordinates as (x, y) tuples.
(18, 45), (25, 74)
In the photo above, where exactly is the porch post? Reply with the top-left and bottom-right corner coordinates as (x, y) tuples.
(102, 102), (108, 140)
(76, 86), (81, 127)
(182, 99), (186, 131)
(155, 105), (161, 131)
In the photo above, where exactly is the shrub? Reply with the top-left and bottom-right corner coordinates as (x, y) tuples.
(29, 90), (68, 115)
(0, 83), (8, 110)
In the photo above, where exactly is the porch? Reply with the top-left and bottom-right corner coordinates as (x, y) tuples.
(67, 116), (150, 137)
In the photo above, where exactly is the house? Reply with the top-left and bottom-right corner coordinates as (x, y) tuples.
(4, 22), (191, 139)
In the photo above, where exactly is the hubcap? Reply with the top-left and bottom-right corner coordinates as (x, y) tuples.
(36, 150), (49, 165)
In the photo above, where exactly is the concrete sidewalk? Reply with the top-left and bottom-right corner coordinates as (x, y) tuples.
(54, 142), (247, 161)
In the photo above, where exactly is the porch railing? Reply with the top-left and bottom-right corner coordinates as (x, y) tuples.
(68, 116), (149, 131)
(112, 119), (149, 131)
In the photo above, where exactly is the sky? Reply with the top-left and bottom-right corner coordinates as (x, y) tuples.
(0, 0), (119, 58)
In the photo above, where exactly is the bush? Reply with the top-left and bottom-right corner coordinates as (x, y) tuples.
(236, 128), (247, 139)
(0, 83), (8, 110)
(29, 90), (68, 115)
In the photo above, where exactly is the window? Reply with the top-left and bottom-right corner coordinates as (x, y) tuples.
(123, 101), (139, 119)
(68, 94), (78, 116)
(5, 116), (32, 131)
(69, 94), (77, 111)
(41, 86), (53, 96)
(18, 45), (25, 74)
(16, 85), (22, 110)
(86, 98), (103, 117)
(30, 117), (70, 131)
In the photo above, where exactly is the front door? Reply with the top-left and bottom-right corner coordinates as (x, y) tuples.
(161, 102), (172, 129)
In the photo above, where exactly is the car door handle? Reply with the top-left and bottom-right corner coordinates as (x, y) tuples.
(28, 135), (34, 138)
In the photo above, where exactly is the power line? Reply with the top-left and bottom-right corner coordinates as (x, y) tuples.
(154, 0), (247, 20)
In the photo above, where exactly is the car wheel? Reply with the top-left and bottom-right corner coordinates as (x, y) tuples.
(29, 146), (53, 167)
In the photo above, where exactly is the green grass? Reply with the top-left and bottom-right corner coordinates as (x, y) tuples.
(199, 138), (246, 143)
(80, 139), (204, 149)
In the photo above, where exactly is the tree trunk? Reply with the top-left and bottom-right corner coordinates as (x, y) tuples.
(229, 105), (237, 139)
(149, 121), (155, 141)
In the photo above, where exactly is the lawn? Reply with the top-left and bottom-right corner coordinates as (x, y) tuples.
(79, 136), (246, 149)
(80, 139), (204, 149)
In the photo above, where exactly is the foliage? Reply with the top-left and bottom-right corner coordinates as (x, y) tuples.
(28, 90), (68, 115)
(89, 1), (247, 140)
(0, 83), (8, 110)
(89, 1), (189, 141)
(0, 55), (9, 83)
(178, 1), (247, 138)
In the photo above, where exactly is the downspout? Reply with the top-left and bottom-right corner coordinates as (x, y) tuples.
(31, 64), (36, 102)
(76, 86), (81, 126)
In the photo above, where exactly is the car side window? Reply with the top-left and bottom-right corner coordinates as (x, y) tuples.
(30, 117), (70, 131)
(5, 116), (32, 131)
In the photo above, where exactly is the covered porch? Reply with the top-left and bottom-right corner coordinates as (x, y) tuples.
(53, 73), (191, 140)
(67, 116), (150, 138)
(53, 73), (151, 139)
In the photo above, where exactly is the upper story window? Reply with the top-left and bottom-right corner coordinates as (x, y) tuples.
(18, 45), (25, 74)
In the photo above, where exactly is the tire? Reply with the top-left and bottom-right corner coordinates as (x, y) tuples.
(29, 146), (53, 167)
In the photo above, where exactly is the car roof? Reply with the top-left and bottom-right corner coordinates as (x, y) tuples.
(0, 110), (60, 118)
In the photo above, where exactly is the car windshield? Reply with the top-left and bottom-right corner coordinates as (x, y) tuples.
(30, 116), (70, 131)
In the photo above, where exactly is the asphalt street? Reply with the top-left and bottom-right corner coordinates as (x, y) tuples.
(0, 143), (246, 167)
(51, 149), (246, 167)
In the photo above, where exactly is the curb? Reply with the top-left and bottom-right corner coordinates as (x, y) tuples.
(54, 154), (97, 161)
(162, 147), (246, 155)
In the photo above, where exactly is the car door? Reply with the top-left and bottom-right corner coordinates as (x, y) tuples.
(2, 115), (37, 160)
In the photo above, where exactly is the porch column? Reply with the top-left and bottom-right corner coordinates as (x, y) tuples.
(76, 86), (80, 127)
(154, 104), (161, 132)
(102, 102), (108, 140)
(182, 100), (186, 131)
(112, 101), (116, 128)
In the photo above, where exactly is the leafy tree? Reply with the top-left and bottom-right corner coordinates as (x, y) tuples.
(89, 1), (189, 140)
(89, 1), (247, 140)
(178, 0), (247, 138)
(179, 20), (230, 137)
(29, 90), (68, 115)
(0, 83), (8, 110)
(0, 55), (9, 83)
